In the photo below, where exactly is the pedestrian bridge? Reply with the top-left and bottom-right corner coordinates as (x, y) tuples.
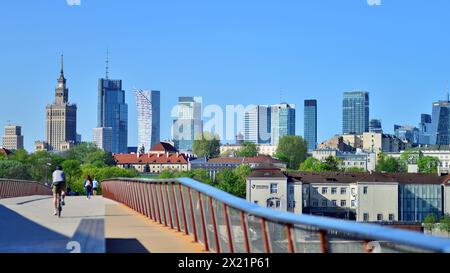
(1, 178), (450, 253)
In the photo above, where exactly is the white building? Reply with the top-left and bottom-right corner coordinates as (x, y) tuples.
(135, 90), (160, 153)
(2, 125), (24, 150)
(93, 127), (113, 153)
(312, 148), (376, 172)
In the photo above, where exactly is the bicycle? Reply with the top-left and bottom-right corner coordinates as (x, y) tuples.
(56, 190), (63, 218)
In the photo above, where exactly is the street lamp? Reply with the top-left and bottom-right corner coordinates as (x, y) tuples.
(45, 162), (52, 186)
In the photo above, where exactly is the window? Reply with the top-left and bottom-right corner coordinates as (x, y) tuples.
(270, 183), (278, 194)
(341, 188), (347, 195)
(322, 187), (328, 194)
(389, 214), (395, 222)
(377, 214), (383, 221)
(331, 187), (337, 195)
(363, 186), (368, 194)
(341, 200), (347, 207)
(322, 200), (327, 207)
(312, 199), (318, 207)
(276, 200), (281, 208)
(331, 200), (337, 206)
(363, 213), (369, 221)
(313, 187), (319, 195)
(351, 200), (356, 207)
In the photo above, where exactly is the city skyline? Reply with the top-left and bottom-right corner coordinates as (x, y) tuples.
(2, 1), (450, 151)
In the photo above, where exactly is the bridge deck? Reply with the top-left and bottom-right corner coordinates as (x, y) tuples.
(0, 195), (205, 253)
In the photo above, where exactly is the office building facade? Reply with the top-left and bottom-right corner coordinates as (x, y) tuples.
(244, 105), (271, 144)
(431, 100), (450, 145)
(369, 119), (383, 133)
(343, 91), (369, 135)
(92, 127), (113, 153)
(394, 124), (420, 144)
(271, 103), (296, 145)
(304, 100), (317, 151)
(2, 125), (24, 150)
(135, 90), (160, 153)
(172, 97), (203, 151)
(98, 78), (128, 154)
(419, 114), (432, 145)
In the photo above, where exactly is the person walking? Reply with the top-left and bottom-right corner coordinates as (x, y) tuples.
(84, 175), (93, 200)
(92, 178), (99, 196)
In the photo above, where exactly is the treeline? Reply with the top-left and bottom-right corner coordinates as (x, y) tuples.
(0, 143), (138, 194)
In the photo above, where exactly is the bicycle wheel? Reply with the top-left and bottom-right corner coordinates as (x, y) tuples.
(58, 195), (62, 218)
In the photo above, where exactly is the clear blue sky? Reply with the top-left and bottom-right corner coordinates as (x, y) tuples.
(1, 0), (450, 152)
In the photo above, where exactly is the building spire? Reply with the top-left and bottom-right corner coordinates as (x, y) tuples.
(60, 54), (64, 78)
(105, 49), (109, 79)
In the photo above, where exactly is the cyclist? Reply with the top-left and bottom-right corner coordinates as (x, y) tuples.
(52, 165), (66, 216)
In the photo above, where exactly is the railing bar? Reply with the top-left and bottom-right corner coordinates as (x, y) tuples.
(223, 204), (234, 253)
(286, 224), (295, 253)
(179, 184), (189, 235)
(209, 196), (221, 253)
(198, 192), (209, 252)
(240, 212), (251, 253)
(171, 183), (181, 232)
(188, 187), (198, 242)
(261, 218), (271, 253)
(159, 184), (168, 226)
(319, 230), (329, 254)
(153, 184), (162, 224)
(165, 183), (174, 229)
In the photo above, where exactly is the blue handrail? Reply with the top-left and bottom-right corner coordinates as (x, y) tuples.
(105, 177), (450, 253)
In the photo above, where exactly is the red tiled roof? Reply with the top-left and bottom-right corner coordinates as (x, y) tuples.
(150, 142), (178, 153)
(114, 153), (188, 164)
(208, 155), (283, 164)
(0, 147), (12, 155)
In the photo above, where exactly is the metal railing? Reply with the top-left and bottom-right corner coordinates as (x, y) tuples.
(102, 178), (450, 253)
(0, 179), (52, 199)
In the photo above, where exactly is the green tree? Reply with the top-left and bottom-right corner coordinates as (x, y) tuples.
(275, 136), (308, 169)
(323, 156), (341, 171)
(66, 142), (112, 165)
(9, 149), (29, 163)
(376, 153), (403, 173)
(0, 160), (32, 180)
(424, 214), (437, 234)
(193, 132), (221, 158)
(299, 157), (323, 172)
(418, 156), (440, 174)
(439, 215), (450, 236)
(236, 142), (258, 157)
(61, 160), (81, 187)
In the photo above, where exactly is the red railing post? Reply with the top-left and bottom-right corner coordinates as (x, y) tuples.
(178, 184), (189, 235)
(261, 218), (271, 253)
(209, 196), (221, 253)
(318, 230), (329, 253)
(198, 192), (209, 252)
(165, 183), (174, 229)
(285, 224), (295, 253)
(159, 184), (168, 226)
(153, 184), (162, 224)
(188, 188), (198, 242)
(171, 183), (181, 232)
(223, 204), (234, 253)
(149, 183), (158, 222)
(240, 212), (251, 253)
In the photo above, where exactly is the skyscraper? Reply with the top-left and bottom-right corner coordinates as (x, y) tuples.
(343, 91), (369, 135)
(369, 119), (383, 133)
(431, 99), (450, 145)
(2, 124), (24, 150)
(45, 55), (77, 151)
(244, 105), (271, 144)
(92, 127), (113, 153)
(172, 97), (203, 151)
(271, 103), (296, 145)
(394, 124), (420, 144)
(304, 100), (317, 151)
(418, 114), (432, 145)
(135, 90), (160, 152)
(97, 57), (128, 154)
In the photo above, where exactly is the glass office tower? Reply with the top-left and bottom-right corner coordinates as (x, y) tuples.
(172, 97), (203, 151)
(271, 103), (296, 146)
(98, 79), (128, 154)
(304, 100), (317, 151)
(244, 105), (271, 144)
(431, 100), (450, 145)
(418, 114), (432, 145)
(369, 119), (383, 133)
(343, 91), (369, 135)
(135, 90), (160, 152)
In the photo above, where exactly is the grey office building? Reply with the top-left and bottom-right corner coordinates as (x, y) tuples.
(343, 91), (369, 135)
(304, 100), (317, 151)
(419, 114), (432, 145)
(369, 119), (382, 133)
(98, 78), (128, 154)
(431, 100), (450, 145)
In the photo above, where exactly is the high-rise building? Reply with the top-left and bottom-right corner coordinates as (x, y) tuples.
(92, 127), (113, 153)
(369, 119), (383, 133)
(271, 103), (296, 146)
(172, 97), (203, 151)
(343, 91), (369, 135)
(2, 125), (24, 150)
(44, 55), (77, 151)
(135, 90), (160, 153)
(394, 124), (419, 144)
(431, 99), (450, 145)
(244, 105), (271, 144)
(97, 59), (128, 154)
(304, 100), (317, 151)
(418, 114), (432, 145)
